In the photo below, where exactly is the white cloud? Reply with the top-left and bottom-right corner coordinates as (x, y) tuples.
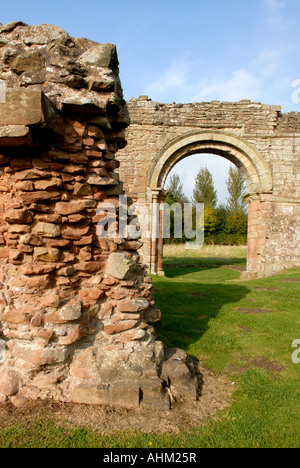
(146, 60), (188, 95)
(145, 42), (295, 106)
(251, 48), (283, 78)
(263, 0), (285, 9)
(263, 0), (288, 28)
(194, 69), (262, 102)
(145, 61), (263, 104)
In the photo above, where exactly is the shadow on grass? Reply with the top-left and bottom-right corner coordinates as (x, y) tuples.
(162, 263), (245, 281)
(163, 256), (247, 268)
(152, 270), (250, 352)
(163, 264), (231, 278)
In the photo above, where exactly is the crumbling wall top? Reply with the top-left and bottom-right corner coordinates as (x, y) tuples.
(0, 21), (129, 127)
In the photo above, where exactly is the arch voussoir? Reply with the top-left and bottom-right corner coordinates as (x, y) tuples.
(148, 130), (273, 195)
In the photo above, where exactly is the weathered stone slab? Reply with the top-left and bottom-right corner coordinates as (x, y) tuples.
(0, 89), (63, 134)
(0, 125), (31, 146)
(0, 368), (22, 396)
(139, 378), (170, 410)
(79, 43), (118, 71)
(105, 252), (137, 279)
(109, 381), (140, 409)
(72, 384), (110, 405)
(0, 21), (27, 33)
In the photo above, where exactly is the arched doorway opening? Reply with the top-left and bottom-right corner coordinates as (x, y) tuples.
(164, 153), (247, 263)
(146, 130), (273, 279)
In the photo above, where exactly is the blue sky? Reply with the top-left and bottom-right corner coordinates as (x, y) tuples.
(1, 0), (300, 203)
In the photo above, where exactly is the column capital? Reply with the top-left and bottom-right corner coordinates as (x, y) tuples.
(151, 188), (167, 201)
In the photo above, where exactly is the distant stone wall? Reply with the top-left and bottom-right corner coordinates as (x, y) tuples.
(118, 96), (300, 279)
(0, 22), (198, 409)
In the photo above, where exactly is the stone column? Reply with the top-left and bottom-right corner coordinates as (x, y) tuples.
(242, 193), (270, 280)
(157, 192), (167, 276)
(150, 190), (160, 274)
(150, 189), (166, 275)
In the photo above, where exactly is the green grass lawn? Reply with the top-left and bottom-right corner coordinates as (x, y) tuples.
(1, 245), (300, 448)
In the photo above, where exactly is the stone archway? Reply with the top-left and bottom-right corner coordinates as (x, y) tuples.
(148, 130), (272, 194)
(118, 97), (300, 280)
(147, 130), (273, 278)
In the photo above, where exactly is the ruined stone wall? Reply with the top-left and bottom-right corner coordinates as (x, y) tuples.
(0, 22), (198, 409)
(118, 96), (300, 279)
(119, 97), (280, 198)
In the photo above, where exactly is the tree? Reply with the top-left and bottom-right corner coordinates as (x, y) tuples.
(164, 173), (188, 243)
(226, 166), (247, 214)
(192, 167), (217, 208)
(224, 210), (248, 245)
(165, 173), (189, 205)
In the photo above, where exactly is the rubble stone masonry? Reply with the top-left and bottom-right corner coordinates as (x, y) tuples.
(119, 97), (300, 279)
(0, 22), (199, 409)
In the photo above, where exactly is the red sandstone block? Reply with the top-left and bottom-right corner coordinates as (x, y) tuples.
(61, 224), (90, 239)
(70, 367), (93, 380)
(0, 155), (10, 166)
(86, 149), (103, 158)
(14, 180), (34, 191)
(0, 369), (22, 397)
(117, 298), (140, 313)
(19, 191), (61, 204)
(10, 158), (32, 170)
(45, 300), (82, 324)
(104, 159), (120, 170)
(105, 289), (127, 300)
(4, 208), (33, 224)
(56, 277), (72, 286)
(61, 164), (85, 175)
(75, 262), (102, 273)
(60, 252), (75, 263)
(18, 264), (56, 275)
(30, 313), (44, 328)
(97, 303), (113, 320)
(36, 213), (62, 224)
(78, 250), (92, 262)
(83, 137), (94, 146)
(121, 329), (146, 341)
(69, 153), (89, 164)
(13, 345), (68, 366)
(73, 235), (93, 246)
(41, 294), (60, 308)
(58, 326), (86, 345)
(1, 309), (31, 325)
(34, 329), (54, 345)
(55, 201), (87, 215)
(8, 249), (23, 264)
(34, 178), (62, 191)
(87, 125), (104, 139)
(103, 320), (138, 335)
(46, 239), (71, 248)
(13, 168), (51, 180)
(10, 274), (51, 291)
(69, 120), (86, 137)
(78, 288), (105, 305)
